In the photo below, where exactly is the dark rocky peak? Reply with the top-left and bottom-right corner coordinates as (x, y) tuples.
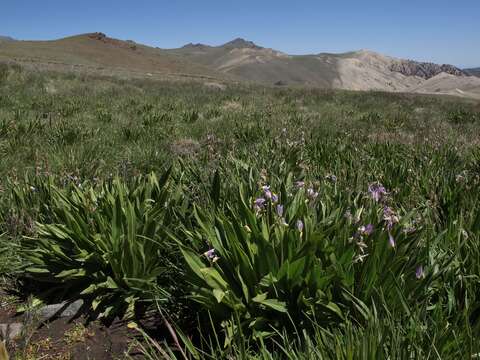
(390, 60), (467, 79)
(182, 42), (210, 49)
(88, 32), (107, 41)
(221, 38), (261, 49)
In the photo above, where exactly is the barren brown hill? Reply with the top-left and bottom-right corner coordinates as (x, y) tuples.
(0, 32), (229, 81)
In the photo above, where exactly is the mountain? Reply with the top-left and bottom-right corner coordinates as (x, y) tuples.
(0, 36), (15, 42)
(1, 32), (479, 99)
(0, 32), (228, 81)
(465, 68), (480, 77)
(166, 42), (479, 97)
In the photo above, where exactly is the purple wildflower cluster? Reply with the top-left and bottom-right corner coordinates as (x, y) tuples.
(383, 206), (399, 231)
(294, 180), (319, 203)
(203, 248), (220, 263)
(368, 182), (387, 203)
(382, 206), (400, 248)
(254, 185), (279, 213)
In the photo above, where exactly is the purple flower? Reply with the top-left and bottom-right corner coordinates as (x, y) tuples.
(296, 220), (304, 233)
(203, 248), (220, 263)
(271, 193), (279, 203)
(254, 198), (266, 207)
(358, 224), (374, 236)
(262, 185), (272, 200)
(383, 206), (399, 230)
(368, 183), (387, 202)
(295, 181), (305, 188)
(388, 233), (396, 248)
(204, 248), (216, 259)
(254, 197), (266, 212)
(306, 188), (319, 200)
(415, 265), (425, 279)
(365, 224), (374, 235)
(276, 204), (284, 217)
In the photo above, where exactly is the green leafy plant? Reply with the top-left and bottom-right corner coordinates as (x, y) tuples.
(22, 170), (180, 319)
(177, 176), (435, 341)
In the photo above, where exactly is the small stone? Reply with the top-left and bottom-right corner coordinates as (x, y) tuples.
(0, 323), (23, 339)
(37, 299), (84, 320)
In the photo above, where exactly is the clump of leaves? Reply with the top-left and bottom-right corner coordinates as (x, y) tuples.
(178, 176), (435, 342)
(22, 170), (180, 319)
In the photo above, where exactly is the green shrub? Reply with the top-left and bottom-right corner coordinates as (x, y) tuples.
(22, 170), (180, 319)
(178, 177), (435, 340)
(447, 108), (479, 124)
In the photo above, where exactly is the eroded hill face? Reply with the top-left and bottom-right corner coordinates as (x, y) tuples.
(389, 60), (466, 79)
(1, 32), (479, 99)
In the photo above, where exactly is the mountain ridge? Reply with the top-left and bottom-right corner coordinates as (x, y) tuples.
(1, 32), (479, 99)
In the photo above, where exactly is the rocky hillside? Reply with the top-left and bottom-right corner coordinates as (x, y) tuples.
(389, 60), (466, 79)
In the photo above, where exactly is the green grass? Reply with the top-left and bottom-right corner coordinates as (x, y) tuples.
(1, 63), (480, 358)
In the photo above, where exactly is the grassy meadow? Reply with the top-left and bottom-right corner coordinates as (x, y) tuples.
(0, 63), (480, 358)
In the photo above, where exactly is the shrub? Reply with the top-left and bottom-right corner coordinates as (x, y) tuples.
(178, 177), (435, 340)
(447, 108), (479, 124)
(22, 170), (181, 319)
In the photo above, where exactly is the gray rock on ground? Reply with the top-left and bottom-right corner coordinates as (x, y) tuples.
(35, 299), (84, 320)
(0, 323), (23, 339)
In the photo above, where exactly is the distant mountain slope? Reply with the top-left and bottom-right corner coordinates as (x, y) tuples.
(465, 68), (480, 77)
(166, 41), (478, 96)
(0, 32), (228, 80)
(166, 39), (338, 87)
(0, 36), (15, 42)
(1, 32), (479, 98)
(412, 72), (480, 99)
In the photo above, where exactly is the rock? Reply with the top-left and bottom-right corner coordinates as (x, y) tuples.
(204, 82), (226, 91)
(390, 60), (466, 79)
(88, 32), (107, 41)
(170, 138), (201, 157)
(0, 323), (23, 339)
(222, 38), (261, 49)
(36, 300), (84, 320)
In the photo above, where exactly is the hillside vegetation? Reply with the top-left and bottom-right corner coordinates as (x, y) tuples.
(0, 63), (480, 358)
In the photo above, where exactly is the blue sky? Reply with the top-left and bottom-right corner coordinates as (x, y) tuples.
(1, 0), (479, 67)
